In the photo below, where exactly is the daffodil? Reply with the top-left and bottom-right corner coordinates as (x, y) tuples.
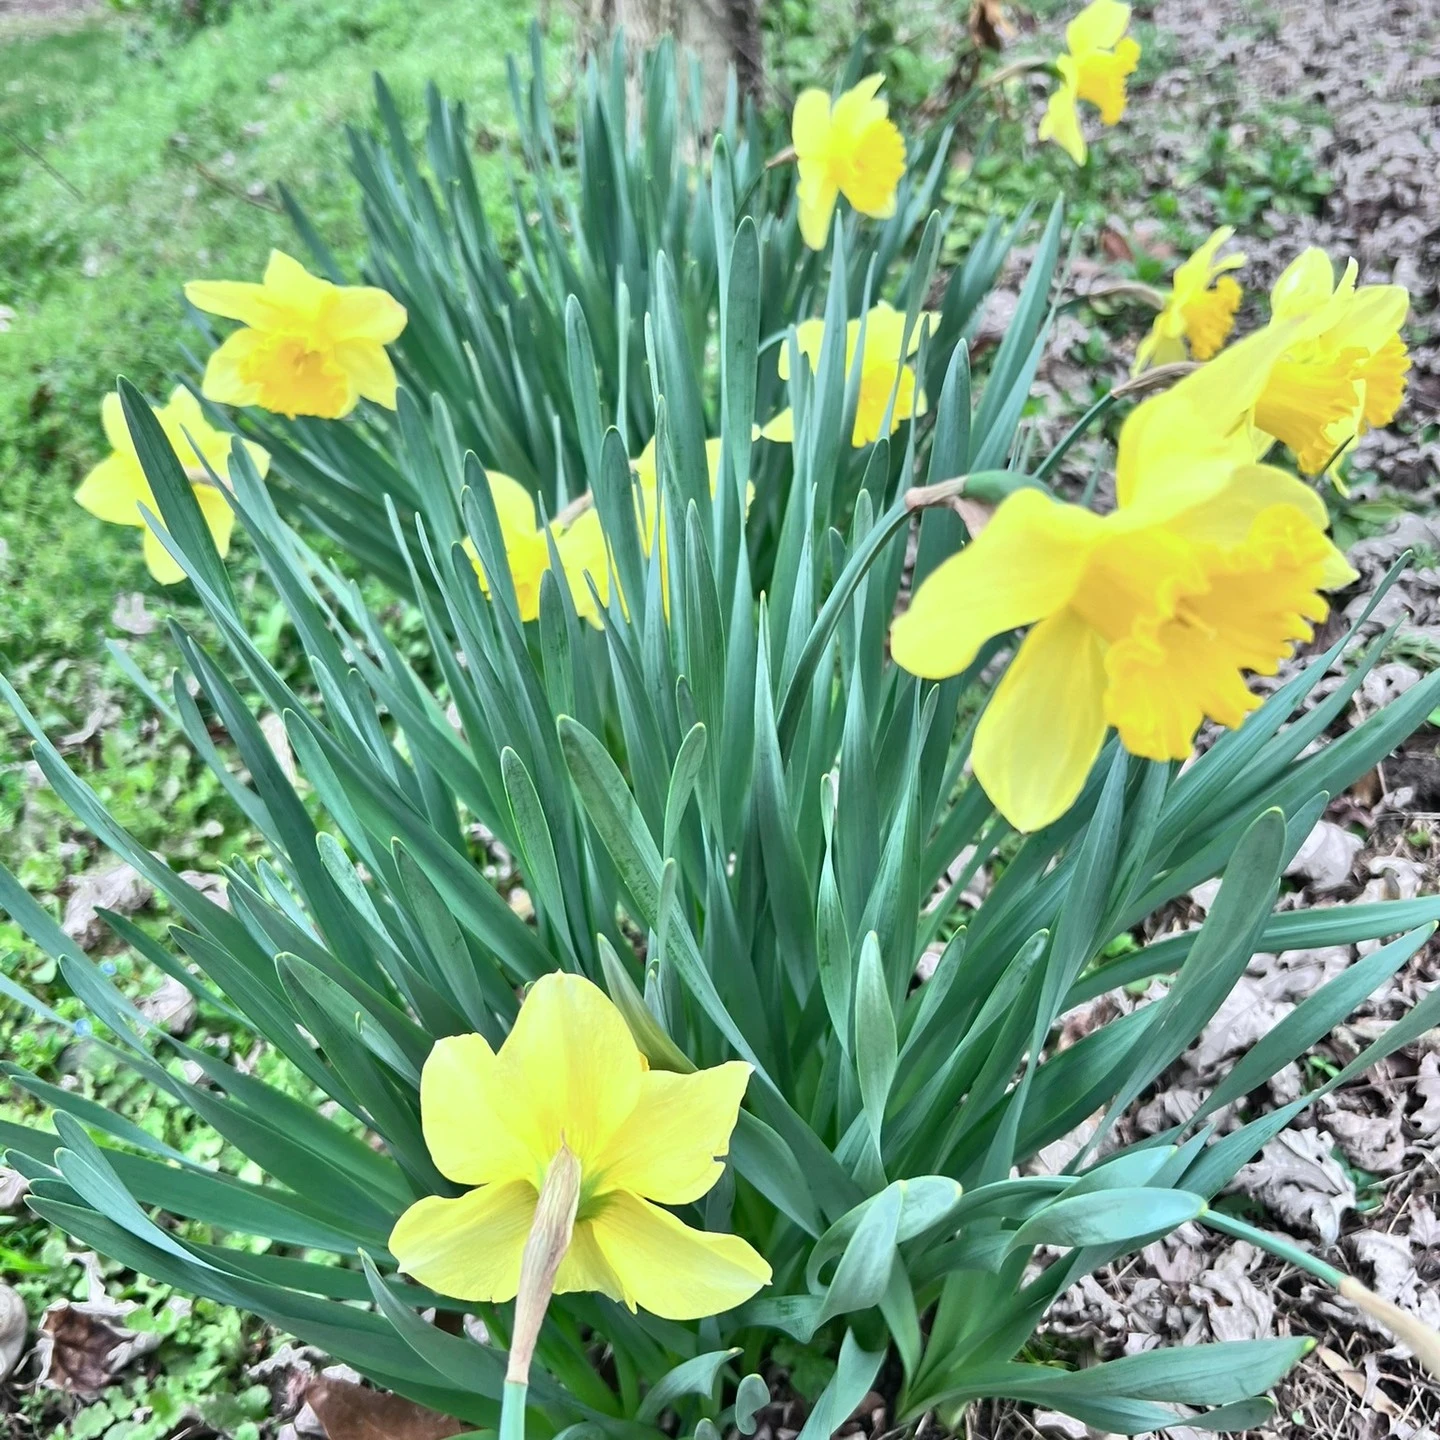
(185, 250), (407, 420)
(1252, 247), (1410, 477)
(1038, 0), (1141, 165)
(462, 473), (610, 625)
(792, 75), (907, 252)
(75, 387), (270, 585)
(761, 302), (930, 448)
(389, 973), (771, 1321)
(890, 325), (1355, 832)
(1132, 227), (1246, 373)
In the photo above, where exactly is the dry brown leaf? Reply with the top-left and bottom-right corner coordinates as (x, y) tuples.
(1285, 820), (1365, 893)
(304, 1376), (469, 1440)
(62, 863), (153, 951)
(1232, 1127), (1356, 1245)
(35, 1300), (162, 1394)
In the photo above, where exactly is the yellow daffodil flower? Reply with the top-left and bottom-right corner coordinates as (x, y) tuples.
(890, 325), (1355, 832)
(74, 387), (270, 585)
(761, 302), (930, 448)
(1038, 0), (1141, 165)
(462, 472), (610, 626)
(185, 250), (407, 420)
(1132, 227), (1246, 374)
(1252, 247), (1410, 478)
(792, 75), (907, 252)
(389, 973), (771, 1320)
(631, 435), (724, 555)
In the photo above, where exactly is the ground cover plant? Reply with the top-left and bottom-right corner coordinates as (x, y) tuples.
(3, 1), (1439, 1437)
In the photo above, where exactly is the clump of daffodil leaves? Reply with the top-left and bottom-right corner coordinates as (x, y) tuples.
(17, 18), (1440, 1440)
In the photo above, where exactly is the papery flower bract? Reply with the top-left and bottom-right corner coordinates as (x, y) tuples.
(891, 327), (1356, 832)
(389, 973), (771, 1320)
(792, 75), (906, 252)
(74, 387), (270, 584)
(185, 251), (407, 420)
(1132, 227), (1246, 373)
(761, 302), (929, 447)
(1038, 0), (1141, 165)
(462, 472), (610, 626)
(1252, 247), (1410, 477)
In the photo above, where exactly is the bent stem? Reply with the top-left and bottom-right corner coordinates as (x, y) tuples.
(1200, 1207), (1440, 1378)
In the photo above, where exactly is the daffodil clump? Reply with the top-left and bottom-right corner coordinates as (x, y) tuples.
(20, 25), (1440, 1440)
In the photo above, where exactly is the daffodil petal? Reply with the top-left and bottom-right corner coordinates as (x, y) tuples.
(1269, 247), (1335, 319)
(791, 87), (833, 156)
(971, 608), (1109, 833)
(389, 1180), (535, 1303)
(75, 455), (152, 528)
(142, 520), (186, 585)
(193, 482), (236, 559)
(1039, 83), (1087, 165)
(797, 174), (840, 252)
(1066, 0), (1131, 54)
(759, 408), (796, 444)
(890, 487), (1105, 680)
(262, 249), (332, 313)
(333, 339), (399, 408)
(499, 973), (647, 1170)
(590, 1191), (771, 1320)
(100, 391), (134, 454)
(591, 1061), (751, 1206)
(420, 1033), (543, 1186)
(200, 329), (266, 409)
(183, 279), (279, 328)
(326, 286), (408, 343)
(556, 1220), (627, 1301)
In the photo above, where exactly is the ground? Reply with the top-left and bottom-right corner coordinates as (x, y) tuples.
(0, 0), (1437, 1436)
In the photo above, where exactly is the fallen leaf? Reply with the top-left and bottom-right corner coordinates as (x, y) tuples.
(1190, 1242), (1275, 1343)
(35, 1300), (162, 1394)
(304, 1376), (468, 1440)
(0, 1284), (26, 1382)
(0, 1167), (29, 1211)
(137, 975), (197, 1037)
(261, 712), (298, 785)
(62, 864), (153, 951)
(110, 593), (157, 636)
(1285, 820), (1364, 893)
(1232, 1127), (1356, 1245)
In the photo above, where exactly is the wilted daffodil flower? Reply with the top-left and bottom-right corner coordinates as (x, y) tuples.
(792, 75), (906, 252)
(1253, 247), (1410, 478)
(1132, 227), (1246, 374)
(761, 302), (930, 447)
(75, 387), (270, 585)
(185, 250), (407, 420)
(389, 973), (771, 1320)
(891, 325), (1355, 833)
(1038, 0), (1141, 165)
(462, 472), (610, 626)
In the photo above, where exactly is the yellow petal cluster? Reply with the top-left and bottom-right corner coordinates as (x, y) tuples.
(186, 251), (407, 421)
(74, 387), (270, 585)
(792, 75), (906, 252)
(891, 322), (1356, 833)
(1253, 247), (1410, 477)
(389, 973), (771, 1321)
(462, 473), (611, 626)
(1132, 227), (1246, 373)
(761, 302), (930, 448)
(1038, 0), (1141, 165)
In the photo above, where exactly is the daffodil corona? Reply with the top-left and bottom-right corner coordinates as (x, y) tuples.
(1252, 247), (1410, 477)
(75, 388), (270, 584)
(1132, 227), (1245, 373)
(186, 251), (407, 420)
(891, 326), (1355, 832)
(389, 973), (771, 1321)
(1039, 0), (1141, 165)
(792, 76), (906, 252)
(463, 472), (611, 626)
(761, 302), (929, 448)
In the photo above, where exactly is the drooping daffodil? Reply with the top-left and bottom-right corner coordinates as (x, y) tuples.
(1252, 247), (1410, 478)
(792, 75), (906, 252)
(75, 387), (270, 584)
(1132, 227), (1246, 374)
(186, 250), (407, 420)
(761, 302), (931, 448)
(462, 471), (611, 626)
(890, 321), (1356, 833)
(1038, 0), (1142, 165)
(389, 973), (772, 1321)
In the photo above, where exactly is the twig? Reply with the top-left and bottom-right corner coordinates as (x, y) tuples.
(190, 157), (284, 214)
(0, 122), (83, 199)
